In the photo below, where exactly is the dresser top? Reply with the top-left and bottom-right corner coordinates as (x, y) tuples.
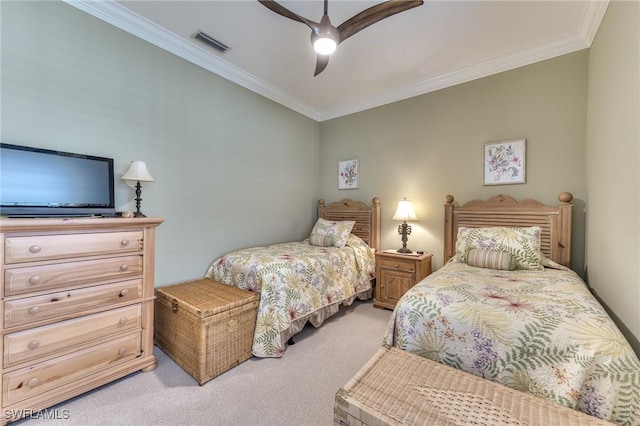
(0, 216), (164, 232)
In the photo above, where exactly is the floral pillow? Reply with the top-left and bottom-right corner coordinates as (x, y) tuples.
(455, 226), (543, 270)
(310, 218), (355, 248)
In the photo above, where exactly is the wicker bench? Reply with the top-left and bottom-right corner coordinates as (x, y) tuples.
(154, 278), (259, 385)
(335, 346), (612, 425)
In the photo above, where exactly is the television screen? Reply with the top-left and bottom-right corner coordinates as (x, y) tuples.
(0, 143), (116, 217)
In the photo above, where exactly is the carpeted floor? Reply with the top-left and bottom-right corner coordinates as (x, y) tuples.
(16, 300), (392, 426)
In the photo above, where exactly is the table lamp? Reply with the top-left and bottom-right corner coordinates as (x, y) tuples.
(392, 198), (418, 253)
(121, 161), (155, 217)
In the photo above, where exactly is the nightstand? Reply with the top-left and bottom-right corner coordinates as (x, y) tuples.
(374, 250), (432, 310)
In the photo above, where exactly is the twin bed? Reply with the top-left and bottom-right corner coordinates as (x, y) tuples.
(206, 198), (380, 358)
(204, 193), (639, 425)
(383, 193), (640, 425)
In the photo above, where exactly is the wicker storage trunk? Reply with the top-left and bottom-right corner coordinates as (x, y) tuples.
(335, 346), (612, 426)
(154, 278), (259, 385)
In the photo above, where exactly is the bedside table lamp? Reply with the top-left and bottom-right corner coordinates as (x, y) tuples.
(392, 198), (418, 253)
(121, 161), (155, 218)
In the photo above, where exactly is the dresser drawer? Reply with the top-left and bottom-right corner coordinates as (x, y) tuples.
(3, 255), (143, 297)
(3, 279), (142, 328)
(3, 305), (142, 367)
(380, 258), (416, 273)
(4, 231), (143, 264)
(2, 333), (141, 405)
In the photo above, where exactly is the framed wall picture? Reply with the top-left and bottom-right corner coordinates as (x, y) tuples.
(338, 159), (359, 190)
(483, 138), (526, 185)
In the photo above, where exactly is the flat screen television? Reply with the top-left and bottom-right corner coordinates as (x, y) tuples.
(0, 143), (116, 217)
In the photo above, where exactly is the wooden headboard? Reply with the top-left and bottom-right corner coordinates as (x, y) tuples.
(444, 192), (573, 267)
(317, 198), (381, 252)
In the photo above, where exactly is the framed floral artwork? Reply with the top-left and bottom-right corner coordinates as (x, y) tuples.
(338, 159), (359, 190)
(483, 138), (526, 185)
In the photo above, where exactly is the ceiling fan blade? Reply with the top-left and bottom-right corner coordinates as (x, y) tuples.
(337, 0), (423, 43)
(314, 55), (330, 76)
(258, 0), (318, 30)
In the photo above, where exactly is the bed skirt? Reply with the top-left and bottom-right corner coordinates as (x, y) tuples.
(282, 288), (372, 346)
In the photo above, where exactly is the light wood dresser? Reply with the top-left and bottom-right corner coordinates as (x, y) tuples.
(0, 217), (163, 423)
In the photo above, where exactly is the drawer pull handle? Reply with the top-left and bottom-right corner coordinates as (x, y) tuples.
(28, 340), (40, 350)
(395, 263), (400, 268)
(118, 347), (127, 356)
(28, 275), (41, 285)
(120, 239), (130, 247)
(119, 317), (128, 326)
(29, 245), (42, 254)
(27, 378), (39, 388)
(28, 306), (40, 315)
(119, 264), (129, 272)
(119, 289), (129, 297)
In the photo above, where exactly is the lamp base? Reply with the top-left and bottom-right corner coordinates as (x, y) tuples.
(397, 222), (413, 254)
(133, 181), (146, 218)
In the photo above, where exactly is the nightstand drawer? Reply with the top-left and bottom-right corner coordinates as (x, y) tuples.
(380, 258), (416, 273)
(4, 279), (142, 328)
(4, 305), (142, 367)
(4, 231), (143, 264)
(2, 333), (141, 405)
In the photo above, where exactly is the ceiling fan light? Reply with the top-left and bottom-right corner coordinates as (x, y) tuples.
(313, 37), (337, 55)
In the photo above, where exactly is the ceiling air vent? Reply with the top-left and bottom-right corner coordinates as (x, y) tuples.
(192, 30), (230, 54)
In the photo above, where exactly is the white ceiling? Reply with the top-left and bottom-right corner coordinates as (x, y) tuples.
(66, 0), (609, 122)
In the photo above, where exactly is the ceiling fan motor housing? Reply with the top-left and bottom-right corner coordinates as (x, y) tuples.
(310, 16), (340, 55)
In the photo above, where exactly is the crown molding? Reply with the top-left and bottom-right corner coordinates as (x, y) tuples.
(64, 0), (607, 123)
(579, 0), (609, 44)
(63, 0), (322, 121)
(319, 32), (591, 121)
(320, 1), (608, 122)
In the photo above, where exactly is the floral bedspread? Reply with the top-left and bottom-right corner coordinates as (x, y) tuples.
(383, 261), (640, 425)
(206, 234), (375, 358)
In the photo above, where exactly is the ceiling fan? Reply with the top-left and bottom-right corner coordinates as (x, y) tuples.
(258, 0), (424, 76)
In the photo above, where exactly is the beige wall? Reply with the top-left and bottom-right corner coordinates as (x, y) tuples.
(319, 52), (589, 275)
(1, 1), (320, 285)
(586, 0), (640, 353)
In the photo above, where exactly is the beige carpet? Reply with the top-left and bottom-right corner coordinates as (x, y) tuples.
(16, 300), (391, 426)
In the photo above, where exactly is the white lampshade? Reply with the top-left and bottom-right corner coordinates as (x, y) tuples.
(392, 199), (418, 222)
(121, 161), (155, 183)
